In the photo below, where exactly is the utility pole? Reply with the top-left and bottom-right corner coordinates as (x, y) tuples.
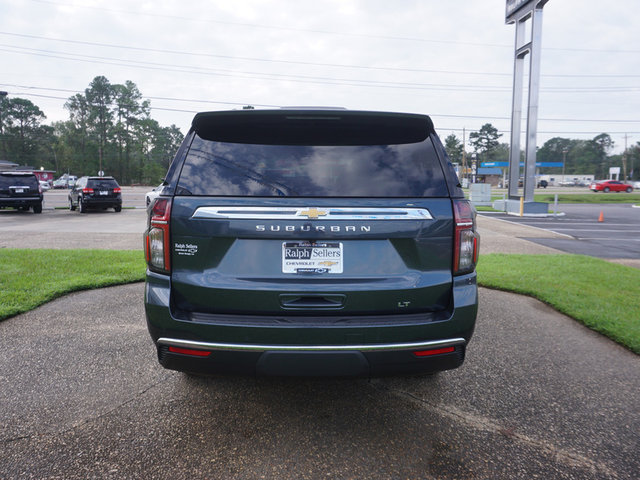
(622, 133), (628, 180)
(462, 127), (467, 185)
(0, 91), (7, 160)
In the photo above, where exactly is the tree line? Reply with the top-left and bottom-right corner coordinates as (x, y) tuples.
(3, 85), (639, 184)
(444, 123), (640, 181)
(0, 76), (184, 185)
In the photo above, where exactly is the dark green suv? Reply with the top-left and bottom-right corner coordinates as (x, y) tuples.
(144, 109), (479, 377)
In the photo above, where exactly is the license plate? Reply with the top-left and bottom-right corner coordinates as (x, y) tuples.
(15, 188), (24, 193)
(99, 190), (108, 195)
(282, 242), (343, 274)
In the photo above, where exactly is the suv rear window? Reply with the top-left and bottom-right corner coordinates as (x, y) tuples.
(178, 135), (448, 198)
(0, 174), (39, 189)
(87, 178), (119, 189)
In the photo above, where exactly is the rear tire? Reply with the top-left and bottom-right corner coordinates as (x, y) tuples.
(33, 202), (42, 214)
(79, 198), (86, 213)
(626, 187), (632, 193)
(114, 205), (122, 212)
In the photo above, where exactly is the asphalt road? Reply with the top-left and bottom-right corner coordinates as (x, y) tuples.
(0, 187), (148, 249)
(1, 199), (639, 479)
(41, 186), (150, 210)
(485, 203), (640, 261)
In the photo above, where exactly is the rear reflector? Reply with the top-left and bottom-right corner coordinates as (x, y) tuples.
(168, 346), (211, 357)
(413, 346), (455, 357)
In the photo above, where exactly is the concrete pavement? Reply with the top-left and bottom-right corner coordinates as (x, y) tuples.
(476, 214), (567, 255)
(1, 207), (638, 479)
(1, 284), (637, 479)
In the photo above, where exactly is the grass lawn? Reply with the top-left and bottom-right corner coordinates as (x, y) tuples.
(0, 249), (145, 320)
(533, 192), (640, 204)
(464, 189), (640, 205)
(477, 254), (640, 355)
(1, 249), (638, 355)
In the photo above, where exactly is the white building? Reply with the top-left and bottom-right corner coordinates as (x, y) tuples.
(538, 174), (594, 187)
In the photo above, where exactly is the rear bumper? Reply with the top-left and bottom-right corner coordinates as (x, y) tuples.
(82, 196), (122, 207)
(145, 270), (477, 377)
(157, 337), (466, 377)
(0, 196), (42, 208)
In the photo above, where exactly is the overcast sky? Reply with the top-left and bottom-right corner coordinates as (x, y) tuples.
(1, 0), (639, 153)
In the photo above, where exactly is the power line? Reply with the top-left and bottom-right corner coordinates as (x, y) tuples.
(2, 31), (510, 77)
(3, 31), (640, 79)
(2, 47), (515, 92)
(0, 83), (283, 108)
(439, 127), (640, 135)
(3, 45), (640, 95)
(3, 85), (639, 131)
(25, 1), (640, 54)
(24, 2), (516, 49)
(0, 44), (514, 91)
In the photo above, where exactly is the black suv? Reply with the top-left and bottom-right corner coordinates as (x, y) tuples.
(68, 176), (122, 212)
(144, 109), (479, 377)
(0, 172), (43, 213)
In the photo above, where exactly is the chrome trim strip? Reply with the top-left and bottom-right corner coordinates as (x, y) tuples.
(157, 337), (465, 353)
(192, 206), (433, 221)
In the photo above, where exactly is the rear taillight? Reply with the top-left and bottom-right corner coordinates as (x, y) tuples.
(82, 187), (94, 194)
(453, 199), (479, 275)
(144, 198), (172, 274)
(113, 187), (121, 193)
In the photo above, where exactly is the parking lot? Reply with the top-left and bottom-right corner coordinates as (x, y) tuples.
(1, 195), (639, 479)
(0, 187), (149, 250)
(484, 203), (640, 263)
(41, 186), (150, 210)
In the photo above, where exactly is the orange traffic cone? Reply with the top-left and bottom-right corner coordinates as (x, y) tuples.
(598, 211), (604, 222)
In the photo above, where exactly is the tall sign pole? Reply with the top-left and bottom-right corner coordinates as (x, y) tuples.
(506, 0), (550, 213)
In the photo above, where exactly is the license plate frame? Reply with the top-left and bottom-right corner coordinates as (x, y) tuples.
(282, 241), (343, 274)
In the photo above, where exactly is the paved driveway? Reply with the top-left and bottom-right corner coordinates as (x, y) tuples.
(1, 204), (638, 479)
(1, 285), (637, 479)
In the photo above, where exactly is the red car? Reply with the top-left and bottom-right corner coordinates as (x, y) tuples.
(590, 180), (633, 193)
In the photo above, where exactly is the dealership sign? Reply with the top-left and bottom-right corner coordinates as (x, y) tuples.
(482, 162), (563, 168)
(506, 0), (549, 23)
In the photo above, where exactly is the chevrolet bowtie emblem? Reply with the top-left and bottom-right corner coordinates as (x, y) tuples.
(318, 261), (338, 267)
(299, 208), (328, 219)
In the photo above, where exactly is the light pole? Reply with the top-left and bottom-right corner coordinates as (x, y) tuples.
(561, 147), (568, 184)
